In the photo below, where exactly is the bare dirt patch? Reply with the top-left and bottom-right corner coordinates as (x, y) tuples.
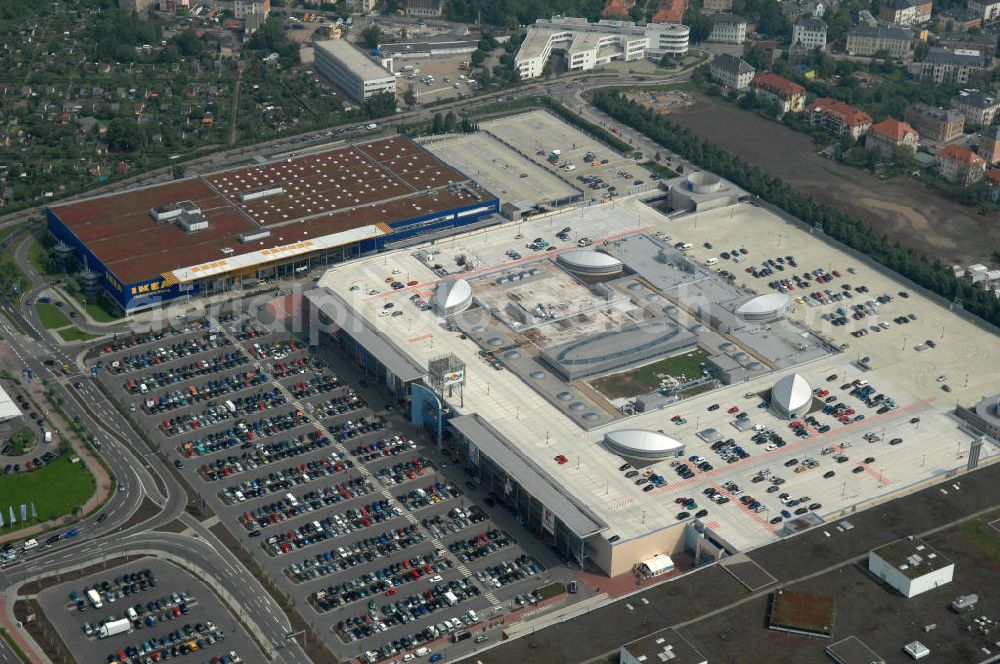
(665, 95), (1000, 267)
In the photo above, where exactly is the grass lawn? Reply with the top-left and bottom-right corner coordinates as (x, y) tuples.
(70, 291), (122, 323)
(0, 458), (95, 531)
(591, 349), (710, 399)
(35, 302), (71, 329)
(57, 327), (99, 343)
(0, 222), (25, 245)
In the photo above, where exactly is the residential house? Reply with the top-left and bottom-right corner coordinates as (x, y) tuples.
(406, 0), (444, 16)
(709, 13), (748, 44)
(791, 17), (827, 50)
(751, 73), (806, 113)
(652, 0), (688, 24)
(878, 0), (933, 25)
(866, 118), (920, 160)
(967, 0), (1000, 23)
(904, 103), (965, 142)
(977, 125), (1000, 164)
(935, 144), (985, 184)
(845, 25), (912, 57)
(805, 98), (873, 139)
(709, 53), (756, 89)
(914, 47), (989, 83)
(952, 89), (1000, 126)
(703, 0), (733, 11)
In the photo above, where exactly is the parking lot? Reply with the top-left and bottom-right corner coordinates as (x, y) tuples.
(422, 132), (580, 207)
(36, 558), (261, 664)
(481, 110), (656, 198)
(91, 309), (573, 663)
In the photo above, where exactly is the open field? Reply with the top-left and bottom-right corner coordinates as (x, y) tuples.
(0, 458), (95, 529)
(35, 303), (71, 329)
(664, 95), (1000, 267)
(590, 349), (710, 399)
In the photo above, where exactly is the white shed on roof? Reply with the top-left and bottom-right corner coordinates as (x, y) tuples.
(638, 554), (674, 578)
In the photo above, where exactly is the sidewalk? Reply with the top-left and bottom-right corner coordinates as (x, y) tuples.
(0, 594), (48, 663)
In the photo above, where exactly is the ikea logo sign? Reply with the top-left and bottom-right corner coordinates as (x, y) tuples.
(130, 281), (167, 298)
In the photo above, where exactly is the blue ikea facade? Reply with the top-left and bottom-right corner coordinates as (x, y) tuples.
(46, 196), (499, 313)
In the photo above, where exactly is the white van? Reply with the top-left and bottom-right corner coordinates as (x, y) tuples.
(414, 647), (431, 657)
(126, 606), (139, 621)
(704, 257), (719, 266)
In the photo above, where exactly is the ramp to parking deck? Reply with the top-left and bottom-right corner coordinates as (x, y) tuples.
(719, 553), (778, 592)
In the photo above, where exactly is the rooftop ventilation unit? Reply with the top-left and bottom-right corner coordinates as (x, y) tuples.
(175, 210), (209, 233)
(150, 200), (201, 222)
(239, 230), (272, 243)
(239, 185), (285, 203)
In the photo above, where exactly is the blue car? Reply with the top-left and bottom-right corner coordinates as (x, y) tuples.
(430, 654), (444, 662)
(780, 510), (792, 519)
(63, 528), (79, 538)
(853, 414), (865, 421)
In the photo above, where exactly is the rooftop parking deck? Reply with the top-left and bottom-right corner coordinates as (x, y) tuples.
(316, 196), (1000, 556)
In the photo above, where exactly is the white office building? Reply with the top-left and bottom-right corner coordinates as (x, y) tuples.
(868, 539), (954, 598)
(515, 16), (689, 80)
(792, 16), (827, 50)
(709, 13), (747, 44)
(314, 40), (397, 104)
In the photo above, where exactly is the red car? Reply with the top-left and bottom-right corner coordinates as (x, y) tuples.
(407, 280), (418, 286)
(554, 455), (568, 464)
(670, 415), (683, 422)
(789, 421), (802, 428)
(727, 406), (740, 414)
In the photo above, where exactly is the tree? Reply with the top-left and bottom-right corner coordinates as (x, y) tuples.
(362, 24), (382, 50)
(107, 119), (144, 153)
(364, 91), (397, 118)
(171, 29), (203, 57)
(403, 85), (417, 107)
(685, 11), (714, 43)
(443, 111), (457, 132)
(431, 113), (444, 133)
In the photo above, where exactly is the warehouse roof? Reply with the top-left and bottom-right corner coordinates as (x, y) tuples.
(49, 136), (483, 284)
(871, 538), (953, 579)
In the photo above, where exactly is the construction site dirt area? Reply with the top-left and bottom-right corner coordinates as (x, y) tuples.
(663, 94), (1000, 267)
(624, 89), (696, 115)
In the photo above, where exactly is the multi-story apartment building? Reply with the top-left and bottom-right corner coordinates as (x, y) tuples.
(234, 0), (270, 19)
(791, 17), (827, 50)
(805, 98), (873, 139)
(952, 89), (1000, 126)
(515, 17), (690, 79)
(914, 47), (989, 83)
(120, 0), (154, 11)
(878, 0), (933, 25)
(904, 103), (965, 143)
(709, 53), (755, 89)
(751, 73), (806, 113)
(405, 0), (444, 16)
(845, 25), (912, 57)
(709, 13), (747, 44)
(936, 144), (986, 185)
(977, 125), (1000, 164)
(866, 118), (920, 160)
